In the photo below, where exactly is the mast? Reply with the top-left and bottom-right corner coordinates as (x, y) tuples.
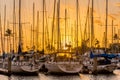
(65, 0), (67, 47)
(57, 0), (60, 51)
(105, 0), (108, 51)
(32, 3), (35, 49)
(91, 0), (94, 48)
(0, 14), (4, 54)
(42, 0), (45, 51)
(18, 0), (22, 54)
(76, 0), (78, 48)
(51, 0), (56, 50)
(13, 0), (17, 52)
(3, 5), (6, 53)
(44, 1), (50, 50)
(13, 0), (15, 52)
(36, 11), (39, 51)
(84, 0), (90, 41)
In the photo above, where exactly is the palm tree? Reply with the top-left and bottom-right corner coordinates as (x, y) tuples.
(5, 28), (13, 53)
(5, 29), (12, 36)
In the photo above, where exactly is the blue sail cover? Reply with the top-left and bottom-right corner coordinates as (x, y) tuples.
(90, 51), (117, 59)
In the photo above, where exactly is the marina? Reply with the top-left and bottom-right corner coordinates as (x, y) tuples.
(0, 0), (120, 79)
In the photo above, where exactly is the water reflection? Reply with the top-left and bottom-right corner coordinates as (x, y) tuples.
(39, 73), (80, 80)
(79, 73), (120, 80)
(1, 72), (120, 80)
(10, 75), (39, 80)
(0, 75), (9, 80)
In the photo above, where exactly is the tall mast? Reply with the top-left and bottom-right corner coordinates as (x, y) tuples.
(84, 0), (90, 41)
(65, 0), (67, 46)
(4, 5), (6, 53)
(57, 0), (60, 51)
(51, 0), (56, 50)
(13, 0), (17, 52)
(13, 0), (15, 52)
(42, 0), (45, 51)
(44, 1), (50, 50)
(91, 0), (94, 48)
(36, 11), (39, 51)
(32, 3), (35, 49)
(0, 14), (4, 53)
(18, 0), (22, 54)
(76, 0), (78, 48)
(105, 0), (108, 51)
(65, 9), (67, 46)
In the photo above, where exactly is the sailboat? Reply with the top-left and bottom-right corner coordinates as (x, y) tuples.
(0, 0), (41, 74)
(19, 2), (42, 73)
(45, 0), (82, 74)
(0, 1), (23, 73)
(81, 0), (117, 74)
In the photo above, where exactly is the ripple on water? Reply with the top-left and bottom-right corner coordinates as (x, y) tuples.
(0, 75), (9, 80)
(10, 75), (39, 80)
(38, 73), (80, 80)
(79, 73), (120, 80)
(0, 73), (120, 80)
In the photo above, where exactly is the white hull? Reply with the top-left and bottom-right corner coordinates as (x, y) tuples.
(87, 64), (116, 73)
(11, 65), (23, 73)
(21, 65), (39, 73)
(45, 62), (82, 73)
(21, 63), (43, 73)
(2, 61), (39, 73)
(2, 62), (23, 73)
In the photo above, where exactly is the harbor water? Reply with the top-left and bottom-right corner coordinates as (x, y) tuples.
(0, 72), (120, 80)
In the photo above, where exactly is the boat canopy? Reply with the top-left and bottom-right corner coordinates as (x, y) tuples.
(90, 51), (118, 59)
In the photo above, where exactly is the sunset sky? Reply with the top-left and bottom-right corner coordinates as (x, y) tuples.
(0, 0), (120, 52)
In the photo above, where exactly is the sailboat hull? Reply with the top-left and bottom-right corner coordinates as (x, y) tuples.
(45, 62), (82, 73)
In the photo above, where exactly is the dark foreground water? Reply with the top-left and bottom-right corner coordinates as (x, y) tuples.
(1, 70), (120, 80)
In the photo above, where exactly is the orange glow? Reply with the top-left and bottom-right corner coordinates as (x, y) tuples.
(0, 0), (119, 54)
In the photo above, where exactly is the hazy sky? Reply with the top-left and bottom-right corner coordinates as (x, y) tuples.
(0, 0), (120, 50)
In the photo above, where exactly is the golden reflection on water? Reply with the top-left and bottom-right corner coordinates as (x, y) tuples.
(113, 69), (120, 75)
(39, 73), (49, 80)
(0, 75), (9, 80)
(79, 74), (91, 80)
